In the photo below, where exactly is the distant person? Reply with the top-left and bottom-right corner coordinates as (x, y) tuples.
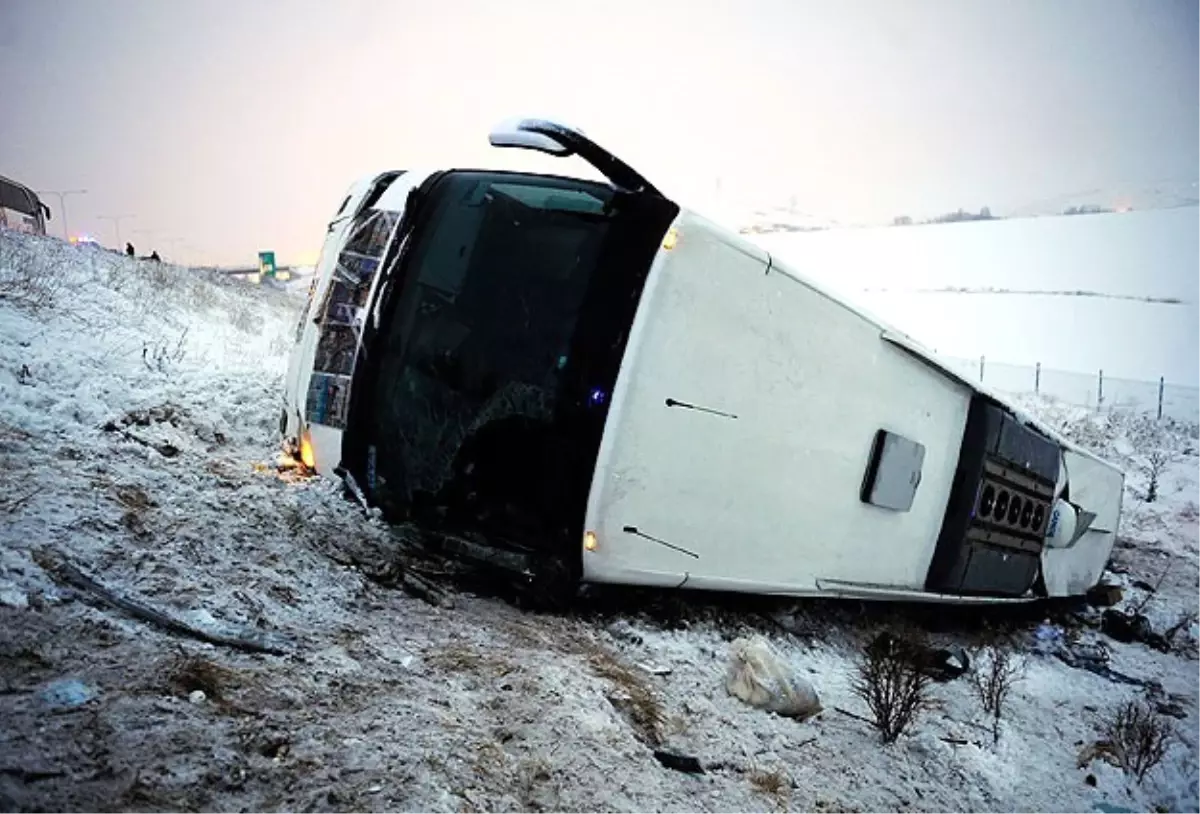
(149, 250), (161, 262)
(125, 242), (135, 257)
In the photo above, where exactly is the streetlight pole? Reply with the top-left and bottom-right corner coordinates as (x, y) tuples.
(37, 189), (87, 240)
(96, 214), (136, 249)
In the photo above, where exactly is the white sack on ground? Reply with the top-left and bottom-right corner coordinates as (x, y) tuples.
(725, 635), (822, 719)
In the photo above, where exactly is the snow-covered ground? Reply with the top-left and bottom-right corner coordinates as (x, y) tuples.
(747, 206), (1200, 388)
(0, 229), (1197, 813)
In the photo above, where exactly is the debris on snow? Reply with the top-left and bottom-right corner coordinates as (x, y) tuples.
(1101, 609), (1170, 653)
(652, 749), (705, 774)
(638, 662), (673, 676)
(1088, 583), (1125, 607)
(726, 635), (822, 720)
(37, 678), (96, 710)
(34, 550), (292, 655)
(1031, 621), (1066, 654)
(922, 645), (971, 682)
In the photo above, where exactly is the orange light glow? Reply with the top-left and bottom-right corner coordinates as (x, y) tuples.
(299, 432), (316, 470)
(584, 531), (598, 552)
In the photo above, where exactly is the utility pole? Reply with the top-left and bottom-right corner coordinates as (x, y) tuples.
(97, 214), (136, 248)
(37, 189), (87, 240)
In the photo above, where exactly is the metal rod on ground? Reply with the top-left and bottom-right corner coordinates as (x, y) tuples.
(1035, 362), (1041, 394)
(1158, 377), (1164, 420)
(979, 355), (985, 382)
(37, 189), (87, 240)
(1098, 369), (1104, 411)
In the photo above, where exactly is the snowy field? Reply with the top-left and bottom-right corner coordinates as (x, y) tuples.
(0, 229), (1197, 813)
(748, 207), (1200, 388)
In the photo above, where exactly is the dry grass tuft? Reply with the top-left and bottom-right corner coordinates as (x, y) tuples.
(113, 483), (156, 537)
(424, 643), (514, 678)
(580, 641), (665, 746)
(114, 483), (155, 512)
(750, 767), (792, 807)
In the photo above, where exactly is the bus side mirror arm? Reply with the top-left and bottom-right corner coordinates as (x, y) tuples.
(488, 117), (663, 197)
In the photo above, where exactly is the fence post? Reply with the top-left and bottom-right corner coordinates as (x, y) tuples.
(1034, 362), (1041, 394)
(979, 355), (985, 382)
(1097, 369), (1104, 411)
(1158, 376), (1164, 420)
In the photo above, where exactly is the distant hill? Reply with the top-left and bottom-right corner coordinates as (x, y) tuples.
(734, 204), (840, 235)
(1008, 178), (1199, 219)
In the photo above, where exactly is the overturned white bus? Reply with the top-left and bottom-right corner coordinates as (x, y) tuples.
(0, 175), (51, 236)
(281, 118), (1124, 605)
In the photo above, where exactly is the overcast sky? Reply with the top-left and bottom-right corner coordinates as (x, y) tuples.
(1, 0), (1196, 266)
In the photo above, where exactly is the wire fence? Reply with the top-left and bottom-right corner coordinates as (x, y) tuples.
(940, 356), (1200, 424)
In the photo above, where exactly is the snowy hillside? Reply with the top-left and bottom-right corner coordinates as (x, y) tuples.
(749, 206), (1199, 387)
(736, 205), (841, 235)
(1008, 179), (1200, 219)
(0, 229), (1197, 813)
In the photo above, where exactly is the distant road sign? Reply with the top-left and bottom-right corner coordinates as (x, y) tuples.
(258, 251), (277, 277)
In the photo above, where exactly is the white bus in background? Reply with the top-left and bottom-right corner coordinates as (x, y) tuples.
(0, 175), (51, 236)
(280, 118), (1125, 606)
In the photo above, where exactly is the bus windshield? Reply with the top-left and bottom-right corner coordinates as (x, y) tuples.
(351, 169), (678, 555)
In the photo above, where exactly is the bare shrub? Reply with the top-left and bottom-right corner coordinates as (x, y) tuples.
(147, 259), (173, 288)
(140, 329), (188, 374)
(229, 300), (261, 334)
(852, 631), (934, 743)
(970, 646), (1025, 743)
(1143, 449), (1177, 503)
(184, 274), (219, 311)
(1051, 407), (1118, 457)
(1103, 699), (1173, 782)
(0, 238), (65, 310)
